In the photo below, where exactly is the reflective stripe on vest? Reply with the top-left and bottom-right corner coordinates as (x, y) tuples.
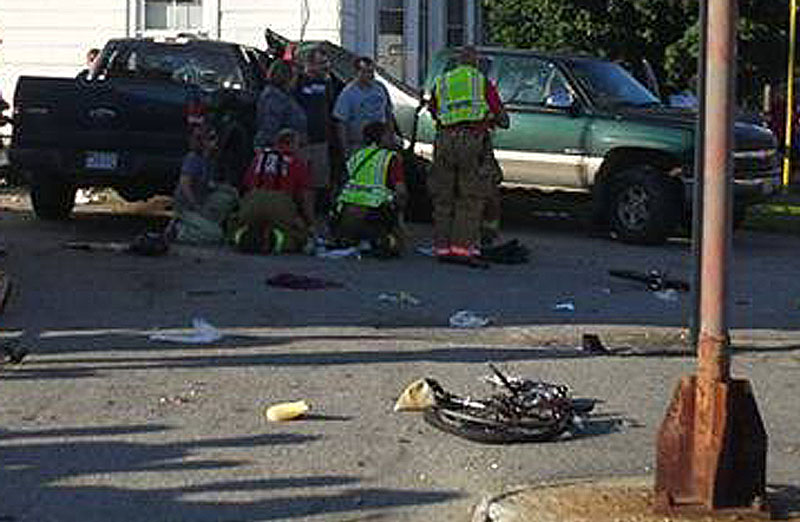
(434, 65), (489, 126)
(338, 147), (395, 209)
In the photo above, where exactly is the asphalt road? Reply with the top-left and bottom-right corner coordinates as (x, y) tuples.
(1, 192), (799, 521)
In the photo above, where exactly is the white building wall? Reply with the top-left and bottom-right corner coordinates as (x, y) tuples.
(0, 0), (127, 103)
(218, 0), (342, 50)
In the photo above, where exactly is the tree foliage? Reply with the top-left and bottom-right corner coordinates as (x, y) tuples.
(482, 0), (789, 106)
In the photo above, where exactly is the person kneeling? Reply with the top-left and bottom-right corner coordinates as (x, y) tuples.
(231, 129), (315, 254)
(330, 121), (407, 258)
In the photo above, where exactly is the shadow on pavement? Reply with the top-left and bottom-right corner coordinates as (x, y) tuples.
(0, 424), (461, 521)
(1, 344), (592, 382)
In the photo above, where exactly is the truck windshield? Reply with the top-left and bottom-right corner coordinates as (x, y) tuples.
(570, 60), (661, 110)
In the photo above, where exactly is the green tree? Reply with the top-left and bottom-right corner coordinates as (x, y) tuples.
(483, 0), (789, 106)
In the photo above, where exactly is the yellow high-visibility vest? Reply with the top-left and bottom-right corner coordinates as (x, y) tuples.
(434, 65), (490, 126)
(338, 147), (395, 208)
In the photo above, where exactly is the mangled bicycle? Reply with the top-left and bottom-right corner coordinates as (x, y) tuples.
(395, 364), (595, 444)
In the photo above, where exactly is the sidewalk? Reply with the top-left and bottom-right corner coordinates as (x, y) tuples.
(471, 477), (800, 522)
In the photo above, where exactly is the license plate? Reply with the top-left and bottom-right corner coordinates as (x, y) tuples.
(85, 151), (118, 170)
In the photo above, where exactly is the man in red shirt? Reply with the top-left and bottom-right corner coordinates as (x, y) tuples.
(232, 129), (316, 253)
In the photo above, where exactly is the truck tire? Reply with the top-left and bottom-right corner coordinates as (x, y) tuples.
(30, 176), (76, 220)
(609, 166), (682, 245)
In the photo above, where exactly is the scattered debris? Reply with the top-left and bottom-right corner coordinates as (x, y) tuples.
(1, 341), (27, 365)
(394, 379), (438, 412)
(149, 318), (223, 344)
(449, 310), (492, 328)
(266, 273), (343, 290)
(265, 400), (310, 421)
(64, 233), (169, 257)
(554, 301), (575, 312)
(609, 269), (690, 292)
(581, 333), (610, 355)
(316, 247), (361, 259)
(653, 289), (680, 302)
(395, 364), (595, 444)
(415, 245), (435, 257)
(158, 382), (205, 406)
(128, 232), (169, 256)
(479, 239), (530, 264)
(63, 241), (129, 253)
(378, 291), (421, 306)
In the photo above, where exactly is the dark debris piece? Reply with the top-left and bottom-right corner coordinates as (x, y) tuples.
(266, 273), (344, 290)
(581, 333), (610, 355)
(1, 342), (27, 365)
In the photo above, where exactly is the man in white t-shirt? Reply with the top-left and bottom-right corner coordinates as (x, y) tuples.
(332, 56), (395, 158)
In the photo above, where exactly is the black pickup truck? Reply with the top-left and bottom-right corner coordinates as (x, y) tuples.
(9, 36), (267, 219)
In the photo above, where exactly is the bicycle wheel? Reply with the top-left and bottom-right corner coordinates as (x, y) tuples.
(423, 406), (570, 444)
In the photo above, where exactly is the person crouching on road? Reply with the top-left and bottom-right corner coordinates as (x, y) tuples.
(231, 128), (315, 254)
(429, 45), (509, 267)
(330, 121), (407, 258)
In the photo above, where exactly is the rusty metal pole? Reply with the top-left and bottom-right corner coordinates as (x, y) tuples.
(697, 0), (734, 388)
(655, 0), (769, 516)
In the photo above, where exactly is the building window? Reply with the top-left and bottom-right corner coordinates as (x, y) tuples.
(144, 0), (203, 31)
(447, 0), (465, 47)
(377, 0), (405, 81)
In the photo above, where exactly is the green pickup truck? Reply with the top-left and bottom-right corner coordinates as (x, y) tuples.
(393, 47), (780, 244)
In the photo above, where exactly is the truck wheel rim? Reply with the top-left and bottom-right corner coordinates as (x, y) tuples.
(617, 185), (649, 231)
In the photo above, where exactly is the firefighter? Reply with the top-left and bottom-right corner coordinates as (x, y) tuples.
(429, 45), (509, 267)
(330, 121), (407, 258)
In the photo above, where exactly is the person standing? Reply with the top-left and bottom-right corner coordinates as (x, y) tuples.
(330, 121), (407, 258)
(428, 46), (509, 266)
(294, 47), (335, 215)
(254, 60), (307, 149)
(332, 56), (395, 158)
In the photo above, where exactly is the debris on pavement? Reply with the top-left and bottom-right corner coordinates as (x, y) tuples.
(394, 378), (438, 412)
(127, 232), (169, 256)
(581, 333), (610, 355)
(479, 239), (530, 264)
(63, 241), (130, 253)
(1, 340), (27, 365)
(64, 233), (170, 257)
(608, 268), (690, 292)
(315, 246), (361, 259)
(449, 310), (492, 328)
(653, 289), (680, 302)
(266, 272), (344, 290)
(149, 317), (223, 344)
(158, 382), (206, 406)
(394, 364), (595, 444)
(554, 301), (575, 312)
(415, 245), (435, 257)
(378, 291), (421, 306)
(265, 400), (310, 421)
(159, 389), (201, 406)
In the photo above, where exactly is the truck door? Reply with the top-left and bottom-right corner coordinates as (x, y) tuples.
(73, 42), (189, 182)
(491, 54), (594, 189)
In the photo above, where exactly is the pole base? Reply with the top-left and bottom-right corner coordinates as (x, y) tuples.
(654, 375), (770, 517)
